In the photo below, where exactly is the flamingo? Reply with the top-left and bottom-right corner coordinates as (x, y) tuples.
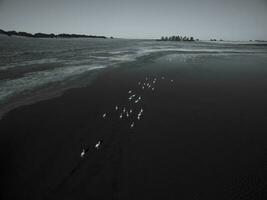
(80, 147), (89, 158)
(95, 141), (101, 149)
(80, 149), (86, 158)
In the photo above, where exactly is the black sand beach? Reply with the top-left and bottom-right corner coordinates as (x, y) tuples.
(1, 52), (267, 199)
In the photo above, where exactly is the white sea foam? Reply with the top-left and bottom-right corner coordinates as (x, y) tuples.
(0, 64), (105, 102)
(0, 58), (59, 71)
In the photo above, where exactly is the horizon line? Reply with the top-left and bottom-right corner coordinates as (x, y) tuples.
(0, 28), (266, 42)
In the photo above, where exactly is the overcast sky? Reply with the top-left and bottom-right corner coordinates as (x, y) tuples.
(0, 0), (267, 40)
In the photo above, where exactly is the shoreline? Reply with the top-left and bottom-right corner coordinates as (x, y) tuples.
(0, 66), (108, 120)
(0, 51), (181, 120)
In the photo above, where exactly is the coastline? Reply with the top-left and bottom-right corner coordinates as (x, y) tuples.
(0, 66), (107, 120)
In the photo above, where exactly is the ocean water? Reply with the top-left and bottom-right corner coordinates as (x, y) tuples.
(0, 35), (267, 111)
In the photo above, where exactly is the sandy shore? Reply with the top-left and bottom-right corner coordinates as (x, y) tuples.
(1, 53), (267, 199)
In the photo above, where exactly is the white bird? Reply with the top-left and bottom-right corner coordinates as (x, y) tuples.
(138, 82), (141, 85)
(128, 94), (135, 101)
(128, 90), (132, 94)
(135, 99), (139, 103)
(80, 149), (85, 158)
(129, 109), (133, 113)
(130, 122), (135, 128)
(129, 94), (135, 101)
(142, 86), (144, 90)
(171, 79), (174, 82)
(102, 113), (107, 118)
(126, 112), (129, 117)
(123, 107), (126, 113)
(152, 87), (155, 91)
(95, 141), (101, 149)
(120, 114), (123, 119)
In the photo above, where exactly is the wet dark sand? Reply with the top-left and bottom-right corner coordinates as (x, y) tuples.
(1, 53), (267, 200)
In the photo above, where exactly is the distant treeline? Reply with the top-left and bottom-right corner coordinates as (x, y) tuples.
(159, 35), (196, 42)
(0, 29), (111, 39)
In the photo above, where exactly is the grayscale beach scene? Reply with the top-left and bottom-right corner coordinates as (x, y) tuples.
(1, 0), (267, 199)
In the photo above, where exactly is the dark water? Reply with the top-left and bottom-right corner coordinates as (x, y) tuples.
(1, 36), (267, 199)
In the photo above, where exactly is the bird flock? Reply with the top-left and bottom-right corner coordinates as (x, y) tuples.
(80, 75), (174, 158)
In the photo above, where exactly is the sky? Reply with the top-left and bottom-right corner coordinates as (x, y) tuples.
(0, 0), (267, 40)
